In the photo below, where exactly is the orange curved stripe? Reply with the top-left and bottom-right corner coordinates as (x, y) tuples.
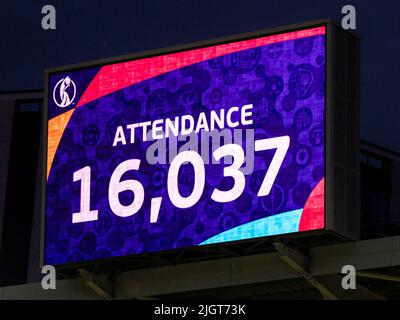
(47, 109), (74, 180)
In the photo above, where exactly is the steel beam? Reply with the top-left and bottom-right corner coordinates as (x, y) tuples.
(1, 235), (400, 299)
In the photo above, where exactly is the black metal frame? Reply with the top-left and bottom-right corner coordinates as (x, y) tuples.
(41, 18), (345, 272)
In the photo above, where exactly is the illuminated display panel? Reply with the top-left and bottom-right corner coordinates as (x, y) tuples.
(44, 25), (326, 265)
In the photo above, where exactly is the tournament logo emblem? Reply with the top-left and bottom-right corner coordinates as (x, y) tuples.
(53, 76), (76, 108)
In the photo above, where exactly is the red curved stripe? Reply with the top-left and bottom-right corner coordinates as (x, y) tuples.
(298, 178), (325, 231)
(76, 27), (325, 107)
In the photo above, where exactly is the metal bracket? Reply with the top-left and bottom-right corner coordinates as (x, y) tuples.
(78, 268), (114, 299)
(357, 271), (400, 282)
(273, 242), (338, 300)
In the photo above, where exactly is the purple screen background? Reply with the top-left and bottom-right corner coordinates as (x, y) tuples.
(45, 33), (325, 265)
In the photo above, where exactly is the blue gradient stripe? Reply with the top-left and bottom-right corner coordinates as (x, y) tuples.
(199, 209), (303, 245)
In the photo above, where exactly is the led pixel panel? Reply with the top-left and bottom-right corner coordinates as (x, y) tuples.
(44, 25), (326, 265)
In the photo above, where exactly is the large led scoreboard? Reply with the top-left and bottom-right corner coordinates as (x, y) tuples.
(42, 20), (360, 267)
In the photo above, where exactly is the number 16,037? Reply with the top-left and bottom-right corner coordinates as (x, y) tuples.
(71, 136), (290, 224)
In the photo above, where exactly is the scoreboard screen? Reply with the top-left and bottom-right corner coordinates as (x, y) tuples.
(44, 24), (327, 266)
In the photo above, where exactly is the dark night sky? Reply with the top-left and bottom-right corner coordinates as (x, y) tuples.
(0, 0), (399, 152)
